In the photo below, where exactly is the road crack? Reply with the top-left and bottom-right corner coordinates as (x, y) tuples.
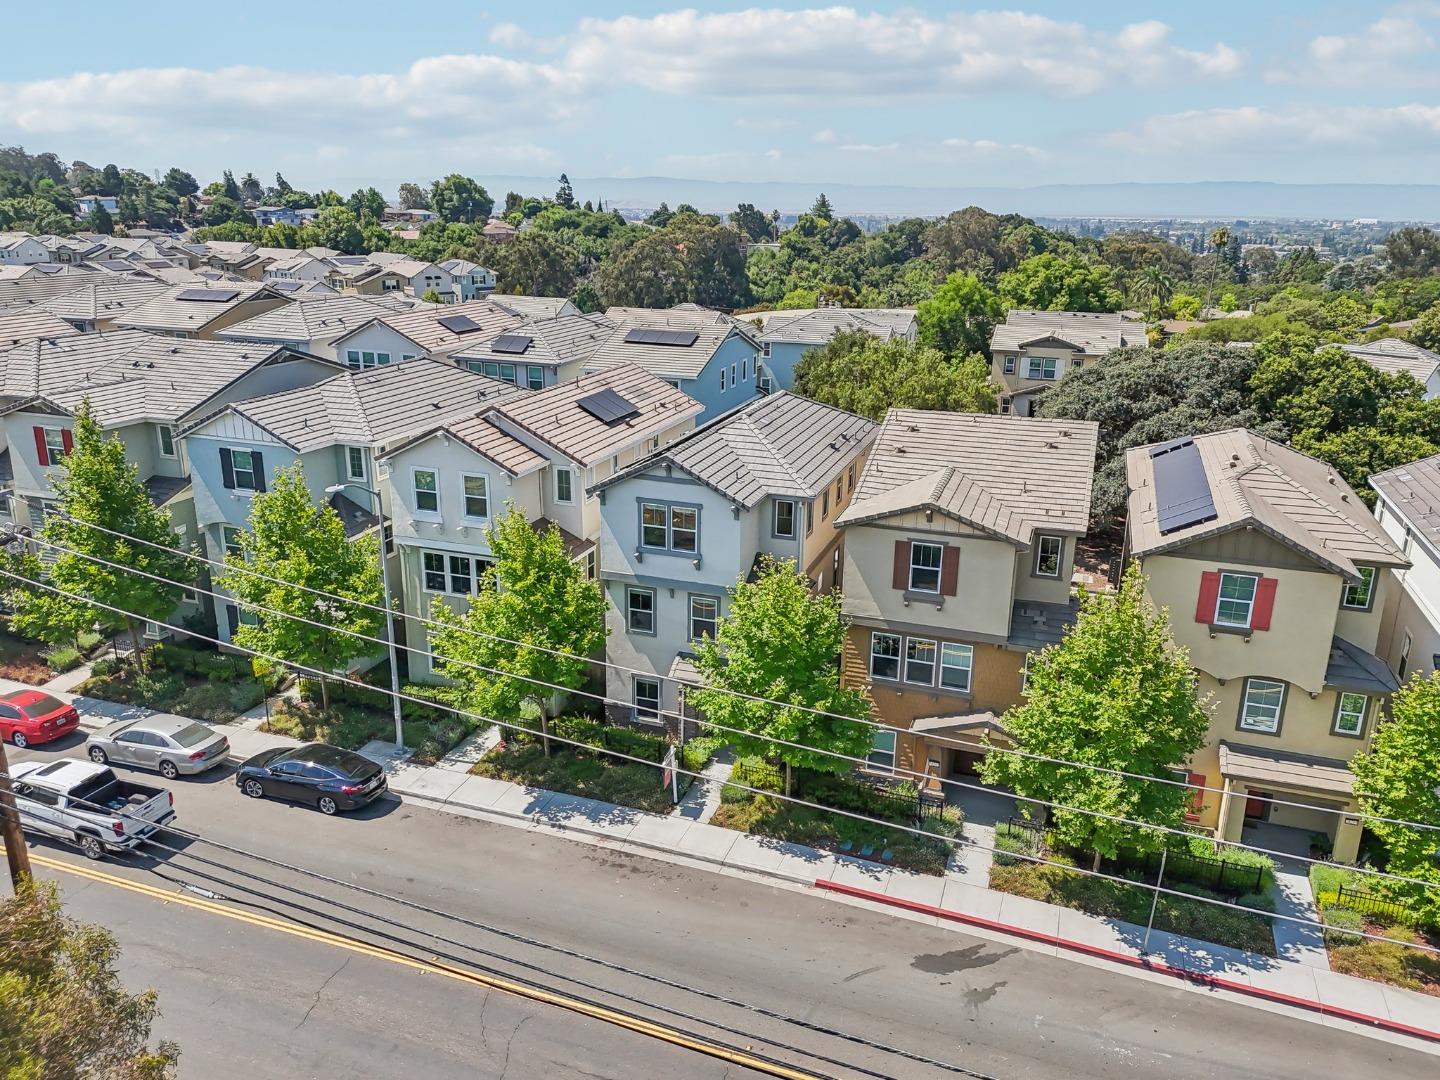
(295, 955), (351, 1030)
(497, 1013), (531, 1080)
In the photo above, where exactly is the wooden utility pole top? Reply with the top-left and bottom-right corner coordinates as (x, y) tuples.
(0, 737), (32, 891)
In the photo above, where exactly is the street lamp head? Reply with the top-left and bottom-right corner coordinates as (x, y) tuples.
(323, 483), (345, 495)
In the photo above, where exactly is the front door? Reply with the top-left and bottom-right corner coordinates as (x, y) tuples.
(1244, 790), (1271, 821)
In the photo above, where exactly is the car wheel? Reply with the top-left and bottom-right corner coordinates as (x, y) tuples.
(78, 834), (105, 861)
(317, 796), (339, 816)
(242, 778), (265, 799)
(11, 731), (28, 749)
(159, 760), (178, 780)
(88, 746), (108, 764)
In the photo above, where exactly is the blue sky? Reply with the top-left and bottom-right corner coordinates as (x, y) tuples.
(3, 2), (1438, 195)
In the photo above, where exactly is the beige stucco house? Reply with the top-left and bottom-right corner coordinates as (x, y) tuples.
(989, 309), (1145, 416)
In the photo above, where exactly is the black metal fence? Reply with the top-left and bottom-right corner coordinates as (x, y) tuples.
(1117, 846), (1265, 895)
(1335, 885), (1411, 926)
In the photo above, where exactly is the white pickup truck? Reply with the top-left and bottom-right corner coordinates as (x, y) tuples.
(10, 758), (176, 860)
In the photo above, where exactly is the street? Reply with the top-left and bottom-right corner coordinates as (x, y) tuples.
(6, 732), (1439, 1080)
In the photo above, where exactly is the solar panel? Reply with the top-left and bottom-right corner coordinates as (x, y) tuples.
(176, 288), (242, 302)
(99, 259), (133, 271)
(1150, 438), (1218, 535)
(438, 313), (482, 334)
(577, 388), (641, 426)
(270, 281), (304, 292)
(623, 327), (699, 347)
(490, 333), (533, 354)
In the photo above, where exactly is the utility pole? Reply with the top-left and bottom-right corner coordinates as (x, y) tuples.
(0, 737), (32, 891)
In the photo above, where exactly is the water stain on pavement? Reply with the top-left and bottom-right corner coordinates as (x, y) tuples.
(910, 944), (1018, 975)
(962, 980), (1008, 1015)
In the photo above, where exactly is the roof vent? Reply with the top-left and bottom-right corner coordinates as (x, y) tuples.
(907, 423), (920, 432)
(893, 445), (906, 455)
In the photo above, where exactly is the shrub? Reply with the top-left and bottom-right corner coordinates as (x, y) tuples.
(90, 656), (126, 679)
(680, 736), (726, 774)
(993, 823), (1039, 867)
(170, 682), (241, 723)
(730, 756), (783, 794)
(1322, 907), (1366, 947)
(41, 644), (84, 673)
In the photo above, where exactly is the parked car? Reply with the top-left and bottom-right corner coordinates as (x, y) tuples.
(86, 715), (230, 779)
(9, 758), (175, 860)
(235, 743), (387, 815)
(0, 688), (80, 748)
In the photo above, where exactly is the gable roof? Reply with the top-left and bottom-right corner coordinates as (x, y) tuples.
(216, 295), (395, 345)
(836, 410), (1098, 544)
(453, 312), (615, 370)
(112, 281), (286, 334)
(1334, 338), (1440, 385)
(0, 310), (81, 348)
(332, 298), (524, 356)
(757, 307), (916, 345)
(0, 276), (166, 319)
(1370, 450), (1440, 553)
(490, 295), (578, 320)
(588, 308), (751, 380)
(989, 309), (1145, 354)
(1126, 428), (1406, 579)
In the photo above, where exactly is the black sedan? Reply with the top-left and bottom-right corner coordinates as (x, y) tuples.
(235, 743), (387, 815)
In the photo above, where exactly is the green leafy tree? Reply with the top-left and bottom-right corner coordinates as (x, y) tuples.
(916, 271), (1004, 357)
(689, 557), (871, 796)
(982, 566), (1210, 870)
(1, 878), (179, 1079)
(794, 331), (995, 420)
(429, 509), (606, 755)
(1171, 292), (1201, 320)
(1410, 305), (1440, 351)
(96, 164), (123, 197)
(220, 465), (382, 710)
(554, 173), (576, 209)
(298, 206), (364, 255)
(1349, 673), (1440, 925)
(1203, 225), (1232, 314)
(161, 167), (198, 197)
(346, 186), (386, 221)
(644, 202), (673, 228)
(397, 182), (430, 210)
(492, 230), (576, 296)
(729, 202), (771, 243)
(220, 169), (241, 202)
(998, 253), (1122, 312)
(1385, 226), (1440, 278)
(1132, 264), (1175, 320)
(429, 174), (493, 224)
(421, 288), (443, 303)
(238, 172), (263, 203)
(82, 201), (114, 236)
(809, 192), (833, 219)
(6, 402), (193, 668)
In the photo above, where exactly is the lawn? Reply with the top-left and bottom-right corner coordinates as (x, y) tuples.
(78, 642), (278, 723)
(1310, 862), (1440, 996)
(470, 727), (674, 815)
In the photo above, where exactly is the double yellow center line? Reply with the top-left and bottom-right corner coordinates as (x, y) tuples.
(31, 853), (826, 1080)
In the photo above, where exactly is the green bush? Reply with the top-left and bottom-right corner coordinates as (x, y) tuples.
(680, 736), (725, 774)
(993, 823), (1040, 867)
(1322, 907), (1366, 946)
(472, 742), (672, 814)
(41, 644), (84, 673)
(89, 656), (126, 679)
(730, 756), (783, 794)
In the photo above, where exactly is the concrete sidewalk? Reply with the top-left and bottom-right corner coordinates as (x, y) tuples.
(10, 675), (1438, 1048)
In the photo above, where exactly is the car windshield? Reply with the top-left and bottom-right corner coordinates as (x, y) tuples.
(300, 744), (373, 778)
(170, 723), (213, 748)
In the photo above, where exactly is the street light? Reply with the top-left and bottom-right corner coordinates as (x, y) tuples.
(325, 482), (404, 756)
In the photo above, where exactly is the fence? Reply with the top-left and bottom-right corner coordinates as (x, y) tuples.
(1115, 846), (1265, 896)
(1335, 884), (1412, 926)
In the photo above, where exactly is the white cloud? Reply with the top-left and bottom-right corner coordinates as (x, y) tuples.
(812, 128), (838, 144)
(1102, 103), (1440, 155)
(1268, 10), (1438, 85)
(942, 137), (1046, 160)
(488, 22), (532, 49)
(734, 116), (796, 131)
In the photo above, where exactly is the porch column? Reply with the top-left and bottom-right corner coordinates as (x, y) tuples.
(1333, 806), (1363, 864)
(1216, 777), (1245, 844)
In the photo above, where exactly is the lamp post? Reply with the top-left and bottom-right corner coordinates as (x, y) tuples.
(325, 482), (404, 755)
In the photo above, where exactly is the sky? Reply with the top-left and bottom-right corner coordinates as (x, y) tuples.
(4, 2), (1440, 197)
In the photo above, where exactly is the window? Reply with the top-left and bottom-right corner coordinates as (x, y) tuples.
(905, 639), (937, 685)
(741, 358), (749, 381)
(939, 642), (973, 692)
(345, 349), (391, 370)
(1033, 534), (1063, 578)
(821, 489), (829, 519)
(689, 595), (719, 641)
(448, 555), (475, 595)
(869, 632), (900, 681)
(639, 501), (699, 553)
(908, 541), (943, 594)
(1342, 566), (1376, 610)
(1020, 653), (1032, 694)
(230, 449), (258, 491)
(762, 341), (771, 358)
(626, 586), (656, 635)
(773, 499), (796, 539)
(585, 549), (596, 580)
(1334, 692), (1368, 737)
(1026, 356), (1058, 380)
(346, 446), (365, 481)
(527, 366), (545, 390)
(42, 427), (68, 463)
(633, 677), (661, 722)
(866, 728), (896, 772)
(423, 551), (447, 592)
(1398, 629), (1412, 680)
(847, 464), (855, 494)
(479, 361), (517, 383)
(412, 468), (439, 514)
(835, 477), (843, 504)
(554, 467), (574, 504)
(720, 367), (727, 392)
(1239, 677), (1285, 734)
(641, 502), (667, 548)
(158, 425), (177, 458)
(670, 506), (697, 552)
(806, 500), (814, 535)
(222, 526), (244, 560)
(462, 474), (489, 519)
(731, 362), (737, 386)
(646, 436), (660, 454)
(1214, 572), (1257, 628)
(1003, 355), (1016, 374)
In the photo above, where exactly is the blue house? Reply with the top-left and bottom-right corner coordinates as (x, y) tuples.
(753, 307), (917, 392)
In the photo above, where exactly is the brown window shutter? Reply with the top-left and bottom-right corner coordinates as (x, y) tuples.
(1252, 576), (1278, 631)
(940, 545), (960, 596)
(892, 540), (910, 591)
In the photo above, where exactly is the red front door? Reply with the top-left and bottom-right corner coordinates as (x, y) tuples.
(1244, 790), (1269, 820)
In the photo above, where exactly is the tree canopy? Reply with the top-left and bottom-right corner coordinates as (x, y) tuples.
(793, 331), (996, 420)
(998, 253), (1123, 312)
(916, 270), (1004, 357)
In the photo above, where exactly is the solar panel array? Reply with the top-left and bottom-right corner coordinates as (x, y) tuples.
(270, 281), (304, 292)
(490, 333), (533, 354)
(176, 288), (242, 303)
(1150, 437), (1218, 535)
(437, 313), (482, 334)
(576, 388), (641, 426)
(623, 327), (699, 347)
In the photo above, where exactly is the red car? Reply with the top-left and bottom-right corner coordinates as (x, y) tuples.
(0, 689), (81, 748)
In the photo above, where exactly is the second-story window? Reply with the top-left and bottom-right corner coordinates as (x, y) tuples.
(626, 586), (655, 635)
(412, 468), (439, 514)
(229, 449), (258, 491)
(41, 427), (69, 464)
(1003, 355), (1016, 374)
(909, 541), (943, 593)
(527, 366), (544, 390)
(773, 499), (796, 539)
(1033, 534), (1063, 578)
(905, 639), (936, 685)
(640, 501), (698, 553)
(157, 425), (177, 459)
(1215, 572), (1258, 628)
(222, 526), (245, 560)
(346, 446), (365, 481)
(1342, 566), (1377, 611)
(1238, 677), (1285, 734)
(1026, 356), (1058, 380)
(1333, 692), (1368, 737)
(462, 474), (489, 519)
(869, 632), (900, 681)
(821, 489), (830, 519)
(689, 595), (719, 641)
(940, 643), (973, 692)
(554, 467), (574, 504)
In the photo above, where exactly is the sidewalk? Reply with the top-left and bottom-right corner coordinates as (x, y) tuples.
(9, 676), (1438, 1050)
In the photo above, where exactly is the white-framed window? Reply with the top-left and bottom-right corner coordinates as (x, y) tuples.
(229, 448), (258, 491)
(221, 525), (244, 560)
(999, 401), (1012, 415)
(462, 474), (489, 519)
(1215, 572), (1258, 628)
(1239, 677), (1285, 734)
(346, 446), (365, 481)
(939, 642), (973, 692)
(1033, 534), (1063, 578)
(585, 548), (597, 580)
(847, 463), (855, 493)
(761, 341), (772, 358)
(157, 425), (177, 459)
(633, 677), (661, 723)
(1026, 356), (1058, 380)
(41, 427), (68, 464)
(1020, 652), (1032, 694)
(423, 551), (447, 592)
(1002, 355), (1016, 374)
(909, 541), (943, 593)
(731, 362), (737, 386)
(639, 501), (699, 553)
(412, 468), (439, 514)
(905, 638), (937, 685)
(869, 632), (901, 681)
(527, 366), (545, 390)
(866, 728), (896, 772)
(1333, 692), (1368, 737)
(448, 554), (476, 595)
(805, 500), (814, 535)
(1342, 566), (1376, 610)
(720, 367), (727, 391)
(345, 349), (391, 370)
(1399, 629), (1413, 680)
(626, 586), (656, 635)
(821, 489), (830, 520)
(554, 467), (574, 504)
(646, 436), (660, 454)
(741, 357), (749, 381)
(689, 595), (719, 641)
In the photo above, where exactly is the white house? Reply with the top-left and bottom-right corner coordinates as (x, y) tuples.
(1370, 452), (1440, 682)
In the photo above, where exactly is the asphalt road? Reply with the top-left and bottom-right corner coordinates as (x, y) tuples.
(6, 733), (1438, 1080)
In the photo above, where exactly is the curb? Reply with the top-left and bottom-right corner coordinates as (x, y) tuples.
(815, 880), (1440, 1046)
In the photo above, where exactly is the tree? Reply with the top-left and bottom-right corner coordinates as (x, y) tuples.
(299, 206), (364, 255)
(503, 191), (523, 216)
(1132, 265), (1175, 320)
(916, 271), (1003, 357)
(429, 174), (493, 224)
(397, 182), (430, 210)
(421, 288), (443, 304)
(160, 167), (198, 197)
(1, 878), (179, 1079)
(794, 331), (995, 420)
(644, 202), (673, 228)
(6, 402), (193, 668)
(1349, 673), (1440, 925)
(982, 565), (1210, 870)
(1409, 304), (1440, 351)
(238, 172), (263, 203)
(97, 164), (123, 197)
(492, 230), (576, 296)
(689, 557), (871, 796)
(83, 201), (114, 236)
(346, 186), (386, 221)
(596, 229), (687, 307)
(220, 169), (241, 202)
(809, 193), (833, 219)
(1385, 226), (1440, 278)
(429, 509), (605, 755)
(219, 465), (382, 711)
(997, 253), (1122, 312)
(554, 173), (576, 209)
(200, 196), (253, 228)
(729, 202), (771, 243)
(1202, 225), (1231, 315)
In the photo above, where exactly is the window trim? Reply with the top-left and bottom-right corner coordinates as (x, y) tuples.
(411, 466), (441, 517)
(1398, 628), (1412, 680)
(422, 550), (447, 593)
(625, 585), (657, 636)
(1025, 355), (1058, 381)
(1341, 565), (1377, 612)
(554, 466), (575, 505)
(908, 540), (944, 595)
(1332, 691), (1369, 739)
(865, 728), (897, 774)
(1002, 355), (1016, 375)
(1214, 571), (1259, 629)
(345, 445), (366, 482)
(157, 424), (177, 459)
(1237, 676), (1286, 736)
(688, 594), (720, 642)
(1031, 534), (1064, 579)
(460, 472), (490, 521)
(869, 631), (901, 682)
(771, 498), (797, 539)
(228, 447), (259, 492)
(904, 637), (937, 686)
(221, 525), (245, 561)
(939, 642), (974, 693)
(637, 499), (702, 556)
(632, 676), (662, 725)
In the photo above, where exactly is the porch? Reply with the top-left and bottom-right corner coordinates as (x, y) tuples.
(1215, 741), (1361, 862)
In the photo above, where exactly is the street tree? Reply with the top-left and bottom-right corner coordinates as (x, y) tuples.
(689, 557), (872, 796)
(794, 331), (995, 420)
(429, 509), (606, 755)
(429, 174), (493, 224)
(981, 565), (1211, 869)
(219, 465), (382, 710)
(916, 271), (1004, 357)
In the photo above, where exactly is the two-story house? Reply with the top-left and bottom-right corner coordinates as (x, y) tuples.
(591, 392), (876, 728)
(326, 299), (528, 371)
(753, 307), (917, 392)
(112, 282), (291, 340)
(452, 313), (616, 389)
(835, 410), (1099, 787)
(263, 253), (336, 284)
(334, 256), (454, 302)
(1124, 429), (1407, 862)
(0, 234), (54, 266)
(216, 296), (397, 363)
(989, 310), (1145, 416)
(378, 364), (702, 681)
(1369, 452), (1440, 682)
(439, 259), (497, 301)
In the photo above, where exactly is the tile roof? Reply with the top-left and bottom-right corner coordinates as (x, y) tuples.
(112, 281), (286, 334)
(1126, 429), (1406, 579)
(1369, 450), (1440, 550)
(588, 311), (747, 381)
(989, 309), (1146, 354)
(430, 414), (550, 476)
(0, 277), (165, 318)
(1217, 741), (1354, 797)
(490, 295), (578, 320)
(1008, 597), (1081, 649)
(453, 312), (615, 370)
(216, 295), (395, 345)
(1333, 338), (1440, 384)
(328, 491), (379, 539)
(756, 307), (916, 344)
(143, 474), (190, 507)
(594, 391), (875, 507)
(335, 299), (524, 356)
(1325, 635), (1400, 694)
(836, 410), (1098, 544)
(0, 310), (80, 348)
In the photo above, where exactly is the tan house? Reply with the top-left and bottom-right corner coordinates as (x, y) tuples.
(835, 410), (1099, 788)
(989, 310), (1145, 416)
(112, 282), (290, 340)
(1124, 430), (1406, 861)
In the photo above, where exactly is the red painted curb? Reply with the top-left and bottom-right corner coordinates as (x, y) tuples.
(814, 879), (1440, 1045)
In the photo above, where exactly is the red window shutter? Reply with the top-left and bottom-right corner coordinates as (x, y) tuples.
(940, 545), (960, 596)
(60, 428), (73, 456)
(1195, 570), (1221, 623)
(1252, 576), (1278, 631)
(891, 540), (911, 591)
(32, 426), (48, 468)
(1185, 772), (1206, 822)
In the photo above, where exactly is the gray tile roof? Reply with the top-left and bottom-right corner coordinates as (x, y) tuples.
(989, 309), (1146, 354)
(0, 277), (165, 319)
(1008, 597), (1081, 650)
(589, 307), (753, 381)
(335, 299), (524, 356)
(836, 410), (1099, 544)
(757, 307), (916, 345)
(490, 295), (578, 320)
(0, 310), (80, 348)
(453, 312), (615, 370)
(143, 474), (190, 507)
(1333, 338), (1440, 384)
(1325, 635), (1399, 694)
(113, 281), (286, 334)
(1370, 450), (1440, 550)
(328, 491), (379, 539)
(216, 296), (395, 345)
